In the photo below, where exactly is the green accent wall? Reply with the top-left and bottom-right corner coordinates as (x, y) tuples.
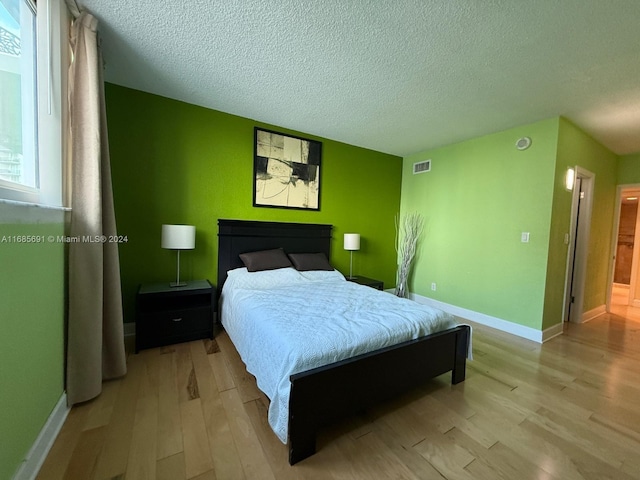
(540, 123), (574, 330)
(400, 119), (559, 330)
(0, 205), (65, 480)
(105, 84), (402, 323)
(552, 118), (618, 322)
(618, 152), (640, 184)
(401, 116), (619, 332)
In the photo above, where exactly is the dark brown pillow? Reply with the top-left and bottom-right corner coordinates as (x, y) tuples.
(288, 252), (334, 271)
(239, 248), (292, 272)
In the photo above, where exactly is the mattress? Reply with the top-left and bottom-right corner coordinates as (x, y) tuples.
(220, 267), (458, 443)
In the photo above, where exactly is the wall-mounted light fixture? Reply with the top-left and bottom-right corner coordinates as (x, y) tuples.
(565, 167), (575, 191)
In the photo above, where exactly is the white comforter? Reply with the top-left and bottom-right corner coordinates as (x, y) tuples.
(220, 268), (457, 443)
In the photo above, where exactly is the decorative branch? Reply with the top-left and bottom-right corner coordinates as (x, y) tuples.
(394, 212), (424, 298)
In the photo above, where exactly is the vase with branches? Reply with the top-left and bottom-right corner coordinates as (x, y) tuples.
(394, 212), (424, 298)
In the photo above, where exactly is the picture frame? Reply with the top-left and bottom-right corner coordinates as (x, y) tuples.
(253, 127), (322, 211)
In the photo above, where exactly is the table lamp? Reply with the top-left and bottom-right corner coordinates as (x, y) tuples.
(161, 224), (196, 287)
(343, 233), (360, 279)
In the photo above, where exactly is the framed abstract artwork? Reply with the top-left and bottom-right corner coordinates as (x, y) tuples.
(253, 127), (322, 210)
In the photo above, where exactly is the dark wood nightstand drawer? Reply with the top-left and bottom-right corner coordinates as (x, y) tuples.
(147, 307), (210, 336)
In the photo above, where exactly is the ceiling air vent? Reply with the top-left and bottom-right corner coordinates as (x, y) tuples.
(413, 159), (431, 174)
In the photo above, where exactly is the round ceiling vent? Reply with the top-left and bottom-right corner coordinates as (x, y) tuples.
(516, 137), (532, 150)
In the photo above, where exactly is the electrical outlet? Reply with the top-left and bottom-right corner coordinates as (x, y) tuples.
(431, 282), (437, 291)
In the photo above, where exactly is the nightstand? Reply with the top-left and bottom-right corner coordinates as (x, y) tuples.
(135, 279), (215, 353)
(346, 276), (384, 290)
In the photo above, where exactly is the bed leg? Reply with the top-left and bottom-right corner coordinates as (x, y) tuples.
(288, 432), (316, 465)
(452, 326), (470, 385)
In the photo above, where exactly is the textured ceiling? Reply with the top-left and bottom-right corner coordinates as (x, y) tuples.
(79, 0), (640, 157)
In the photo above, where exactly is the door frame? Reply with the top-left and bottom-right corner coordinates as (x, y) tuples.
(563, 166), (595, 323)
(607, 183), (640, 311)
(631, 194), (640, 307)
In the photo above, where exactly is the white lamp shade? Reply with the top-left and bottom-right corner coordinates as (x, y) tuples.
(161, 224), (196, 250)
(344, 233), (360, 251)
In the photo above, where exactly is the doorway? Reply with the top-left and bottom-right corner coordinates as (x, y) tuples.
(564, 167), (595, 323)
(610, 186), (640, 310)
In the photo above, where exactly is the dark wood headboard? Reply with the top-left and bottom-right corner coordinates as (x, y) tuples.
(217, 219), (333, 293)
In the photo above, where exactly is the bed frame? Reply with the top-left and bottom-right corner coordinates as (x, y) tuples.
(217, 219), (470, 465)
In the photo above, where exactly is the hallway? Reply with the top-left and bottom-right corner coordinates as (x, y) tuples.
(610, 283), (640, 323)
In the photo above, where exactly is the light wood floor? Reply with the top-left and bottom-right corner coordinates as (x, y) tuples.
(37, 306), (640, 480)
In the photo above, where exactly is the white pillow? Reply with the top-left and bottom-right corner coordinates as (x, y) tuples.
(298, 269), (346, 283)
(224, 266), (303, 291)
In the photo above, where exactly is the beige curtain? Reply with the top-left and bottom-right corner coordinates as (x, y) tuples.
(66, 11), (127, 406)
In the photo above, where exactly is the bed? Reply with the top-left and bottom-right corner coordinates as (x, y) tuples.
(217, 219), (470, 465)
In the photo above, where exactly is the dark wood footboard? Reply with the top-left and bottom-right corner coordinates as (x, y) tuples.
(288, 324), (470, 465)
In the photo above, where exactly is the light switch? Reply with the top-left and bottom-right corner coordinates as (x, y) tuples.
(521, 232), (530, 243)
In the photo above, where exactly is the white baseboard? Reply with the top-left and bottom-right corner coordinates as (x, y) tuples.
(581, 304), (606, 323)
(13, 392), (69, 480)
(411, 293), (561, 344)
(124, 322), (135, 336)
(124, 322), (136, 353)
(541, 321), (564, 342)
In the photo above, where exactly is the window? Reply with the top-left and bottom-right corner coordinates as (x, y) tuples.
(0, 0), (65, 206)
(0, 0), (37, 199)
